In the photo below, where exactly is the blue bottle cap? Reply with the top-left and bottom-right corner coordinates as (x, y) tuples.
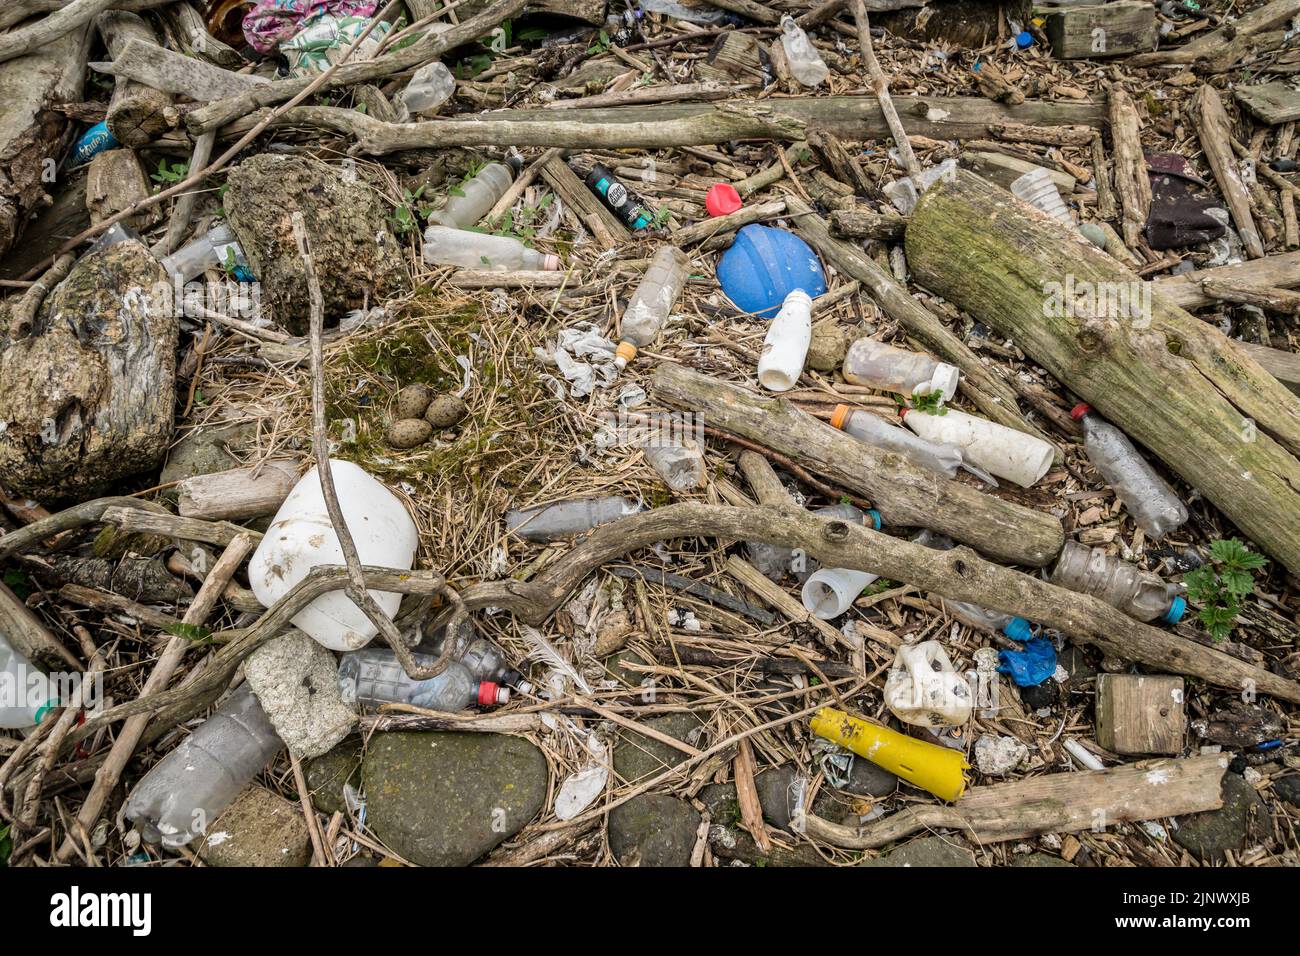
(1163, 595), (1187, 625)
(1002, 616), (1033, 643)
(1015, 31), (1033, 49)
(866, 509), (882, 530)
(716, 224), (828, 319)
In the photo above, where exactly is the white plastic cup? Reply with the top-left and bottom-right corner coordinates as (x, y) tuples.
(801, 567), (878, 619)
(248, 461), (419, 651)
(758, 289), (812, 391)
(1009, 167), (1073, 227)
(902, 407), (1054, 488)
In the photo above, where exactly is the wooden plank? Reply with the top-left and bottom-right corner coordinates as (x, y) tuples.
(1238, 341), (1300, 396)
(1096, 674), (1185, 755)
(1150, 251), (1300, 309)
(963, 151), (1076, 192)
(1042, 1), (1156, 59)
(1235, 81), (1300, 125)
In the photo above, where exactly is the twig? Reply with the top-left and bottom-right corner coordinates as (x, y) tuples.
(851, 0), (921, 183)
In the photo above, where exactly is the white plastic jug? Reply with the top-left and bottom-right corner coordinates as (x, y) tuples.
(248, 461), (419, 651)
(884, 641), (972, 727)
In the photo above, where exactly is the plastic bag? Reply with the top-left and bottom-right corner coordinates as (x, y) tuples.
(996, 636), (1057, 687)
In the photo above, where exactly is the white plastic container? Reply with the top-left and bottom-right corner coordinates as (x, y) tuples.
(883, 641), (973, 727)
(423, 224), (559, 271)
(802, 568), (878, 619)
(779, 15), (829, 87)
(1009, 167), (1073, 227)
(616, 245), (690, 368)
(427, 161), (516, 229)
(757, 289), (812, 391)
(842, 338), (959, 402)
(0, 632), (56, 729)
(248, 461), (419, 652)
(902, 407), (1054, 488)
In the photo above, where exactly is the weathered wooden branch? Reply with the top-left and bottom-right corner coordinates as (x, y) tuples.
(90, 37), (268, 103)
(784, 194), (1052, 444)
(852, 0), (920, 182)
(96, 11), (172, 147)
(653, 363), (1064, 567)
(1107, 84), (1151, 250)
(0, 0), (115, 64)
(1151, 251), (1300, 309)
(803, 753), (1228, 848)
(176, 460), (299, 522)
(0, 582), (80, 671)
(160, 0), (245, 70)
(1129, 0), (1300, 67)
(0, 0), (174, 32)
(906, 169), (1300, 574)
(1192, 85), (1266, 259)
(830, 206), (907, 240)
(1200, 277), (1300, 315)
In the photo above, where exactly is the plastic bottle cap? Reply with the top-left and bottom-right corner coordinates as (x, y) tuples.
(866, 509), (883, 530)
(614, 340), (637, 369)
(1163, 595), (1187, 625)
(541, 253), (561, 271)
(1070, 402), (1092, 421)
(830, 404), (853, 430)
(1015, 30), (1033, 48)
(929, 363), (960, 402)
(1002, 617), (1033, 643)
(705, 183), (743, 217)
(477, 682), (506, 706)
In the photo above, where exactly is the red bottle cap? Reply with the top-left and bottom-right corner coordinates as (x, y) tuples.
(477, 682), (502, 706)
(705, 183), (743, 218)
(1070, 402), (1092, 421)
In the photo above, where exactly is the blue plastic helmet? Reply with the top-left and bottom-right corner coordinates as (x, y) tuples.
(716, 224), (828, 320)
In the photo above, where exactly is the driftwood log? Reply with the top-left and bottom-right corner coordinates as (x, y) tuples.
(803, 753), (1228, 848)
(176, 459), (299, 522)
(1150, 250), (1300, 309)
(85, 147), (161, 229)
(96, 11), (172, 147)
(90, 37), (267, 103)
(653, 363), (1064, 567)
(906, 170), (1300, 575)
(1191, 85), (1266, 260)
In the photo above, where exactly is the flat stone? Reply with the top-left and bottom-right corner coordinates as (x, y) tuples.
(1271, 774), (1300, 808)
(246, 628), (356, 759)
(306, 737), (363, 815)
(709, 825), (830, 866)
(861, 836), (976, 867)
(608, 793), (700, 867)
(362, 731), (547, 866)
(1011, 852), (1075, 867)
(1172, 771), (1268, 863)
(198, 787), (311, 867)
(613, 712), (703, 785)
(841, 755), (899, 797)
(159, 422), (256, 487)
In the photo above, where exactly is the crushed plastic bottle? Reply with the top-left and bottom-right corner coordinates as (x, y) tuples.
(505, 496), (642, 542)
(830, 405), (995, 484)
(1072, 404), (1188, 539)
(644, 439), (706, 492)
(583, 164), (656, 230)
(0, 632), (57, 729)
(124, 683), (284, 848)
(1050, 541), (1186, 624)
(427, 159), (520, 229)
(902, 407), (1055, 488)
(884, 641), (973, 727)
(779, 16), (830, 87)
(615, 245), (690, 368)
(757, 289), (812, 391)
(161, 223), (255, 282)
(842, 338), (960, 401)
(423, 225), (560, 271)
(884, 158), (957, 215)
(397, 61), (455, 116)
(417, 617), (529, 690)
(69, 121), (118, 167)
(338, 650), (509, 711)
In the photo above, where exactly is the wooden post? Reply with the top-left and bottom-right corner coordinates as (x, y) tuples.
(1041, 1), (1156, 59)
(905, 169), (1300, 575)
(1192, 85), (1266, 260)
(1096, 674), (1185, 755)
(96, 11), (174, 147)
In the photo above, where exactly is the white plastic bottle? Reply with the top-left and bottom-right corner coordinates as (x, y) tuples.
(800, 506), (884, 619)
(0, 633), (56, 729)
(884, 641), (973, 727)
(779, 15), (829, 87)
(902, 407), (1054, 488)
(1009, 167), (1073, 227)
(423, 224), (560, 271)
(338, 649), (509, 711)
(1072, 403), (1188, 539)
(427, 160), (518, 229)
(248, 461), (419, 652)
(842, 338), (960, 402)
(124, 683), (284, 848)
(505, 496), (641, 542)
(757, 289), (812, 391)
(615, 246), (690, 369)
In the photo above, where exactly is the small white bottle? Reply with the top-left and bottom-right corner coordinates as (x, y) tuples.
(843, 338), (960, 402)
(779, 16), (829, 87)
(902, 407), (1054, 488)
(0, 632), (56, 729)
(505, 496), (641, 542)
(427, 160), (518, 229)
(615, 246), (690, 369)
(248, 461), (419, 652)
(757, 289), (812, 392)
(423, 224), (560, 271)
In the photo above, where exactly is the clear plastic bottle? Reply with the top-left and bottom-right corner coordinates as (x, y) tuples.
(423, 224), (560, 271)
(779, 16), (830, 87)
(419, 619), (528, 690)
(0, 633), (56, 729)
(1071, 404), (1188, 539)
(124, 683), (284, 848)
(615, 246), (690, 368)
(161, 223), (254, 282)
(842, 338), (960, 402)
(338, 650), (509, 711)
(427, 160), (519, 229)
(832, 404), (967, 480)
(1050, 540), (1186, 625)
(397, 61), (456, 117)
(505, 496), (641, 542)
(1009, 167), (1072, 227)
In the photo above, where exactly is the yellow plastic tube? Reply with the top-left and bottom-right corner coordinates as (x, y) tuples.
(810, 706), (969, 802)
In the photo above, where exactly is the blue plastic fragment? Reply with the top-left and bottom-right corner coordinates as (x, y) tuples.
(69, 121), (118, 167)
(997, 636), (1057, 687)
(716, 224), (828, 320)
(1254, 739), (1283, 751)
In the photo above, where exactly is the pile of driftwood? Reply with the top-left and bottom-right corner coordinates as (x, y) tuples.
(0, 0), (1299, 868)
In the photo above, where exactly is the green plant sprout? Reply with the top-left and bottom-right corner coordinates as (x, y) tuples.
(1183, 538), (1266, 642)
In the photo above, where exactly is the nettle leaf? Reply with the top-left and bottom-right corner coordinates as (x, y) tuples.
(165, 622), (212, 643)
(1221, 568), (1255, 597)
(1182, 566), (1218, 603)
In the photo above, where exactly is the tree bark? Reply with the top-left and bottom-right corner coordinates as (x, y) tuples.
(96, 11), (174, 147)
(652, 363), (1064, 567)
(906, 169), (1300, 575)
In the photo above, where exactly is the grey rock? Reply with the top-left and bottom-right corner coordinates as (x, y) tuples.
(806, 321), (852, 372)
(698, 782), (741, 825)
(306, 737), (362, 815)
(608, 793), (700, 867)
(198, 787), (311, 867)
(1058, 644), (1096, 684)
(1172, 772), (1268, 862)
(613, 711), (703, 785)
(246, 628), (356, 759)
(709, 825), (830, 867)
(841, 756), (899, 797)
(362, 732), (547, 866)
(1271, 774), (1300, 808)
(755, 765), (862, 828)
(861, 836), (976, 867)
(159, 422), (256, 487)
(1011, 852), (1075, 867)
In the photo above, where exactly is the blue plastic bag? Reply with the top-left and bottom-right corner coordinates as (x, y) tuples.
(996, 636), (1057, 687)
